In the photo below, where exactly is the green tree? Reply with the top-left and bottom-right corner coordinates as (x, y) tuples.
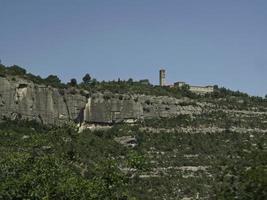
(214, 146), (267, 199)
(92, 159), (128, 199)
(82, 73), (91, 84)
(181, 84), (190, 91)
(0, 153), (92, 200)
(127, 151), (147, 170)
(70, 78), (77, 87)
(45, 75), (61, 86)
(139, 79), (150, 85)
(127, 78), (133, 84)
(0, 64), (6, 76)
(7, 65), (27, 75)
(91, 78), (98, 87)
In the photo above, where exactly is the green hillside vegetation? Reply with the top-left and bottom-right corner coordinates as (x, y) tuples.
(0, 118), (266, 199)
(0, 120), (132, 200)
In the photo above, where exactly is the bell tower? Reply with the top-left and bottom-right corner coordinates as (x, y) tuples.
(159, 69), (166, 86)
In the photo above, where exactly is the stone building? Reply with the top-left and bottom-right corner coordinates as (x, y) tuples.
(159, 69), (166, 86)
(174, 81), (186, 87)
(160, 70), (214, 94)
(189, 85), (214, 94)
(174, 81), (214, 94)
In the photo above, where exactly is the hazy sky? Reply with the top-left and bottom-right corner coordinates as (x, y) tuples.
(0, 0), (266, 96)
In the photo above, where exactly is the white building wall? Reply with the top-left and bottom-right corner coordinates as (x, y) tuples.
(189, 86), (214, 94)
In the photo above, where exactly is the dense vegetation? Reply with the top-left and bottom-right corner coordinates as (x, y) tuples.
(0, 120), (137, 199)
(0, 118), (266, 199)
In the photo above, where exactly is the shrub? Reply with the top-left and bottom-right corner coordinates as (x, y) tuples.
(7, 65), (27, 76)
(0, 64), (6, 77)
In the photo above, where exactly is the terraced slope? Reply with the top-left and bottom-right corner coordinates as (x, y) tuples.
(110, 112), (267, 199)
(1, 108), (266, 199)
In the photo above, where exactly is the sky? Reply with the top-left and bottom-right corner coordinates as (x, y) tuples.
(0, 0), (266, 96)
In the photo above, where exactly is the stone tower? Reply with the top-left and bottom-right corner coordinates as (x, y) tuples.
(159, 69), (166, 86)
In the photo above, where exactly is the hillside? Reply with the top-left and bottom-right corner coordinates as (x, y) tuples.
(1, 65), (266, 126)
(0, 65), (266, 199)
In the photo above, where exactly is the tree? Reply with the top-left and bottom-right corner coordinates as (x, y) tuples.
(127, 78), (133, 84)
(214, 144), (267, 200)
(127, 151), (147, 170)
(92, 159), (128, 199)
(0, 153), (94, 200)
(45, 75), (61, 86)
(7, 65), (26, 76)
(70, 78), (77, 87)
(181, 84), (190, 91)
(91, 78), (98, 87)
(139, 79), (150, 85)
(0, 64), (5, 76)
(82, 73), (91, 84)
(214, 85), (219, 90)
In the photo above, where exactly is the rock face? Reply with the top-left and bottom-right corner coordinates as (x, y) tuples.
(4, 75), (263, 126)
(0, 76), (86, 125)
(84, 93), (205, 124)
(0, 76), (209, 125)
(84, 93), (143, 124)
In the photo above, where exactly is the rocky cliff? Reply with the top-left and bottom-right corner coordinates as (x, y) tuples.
(0, 76), (203, 125)
(0, 76), (86, 125)
(0, 76), (266, 126)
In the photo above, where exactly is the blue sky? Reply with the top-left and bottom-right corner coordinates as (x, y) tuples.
(0, 0), (266, 96)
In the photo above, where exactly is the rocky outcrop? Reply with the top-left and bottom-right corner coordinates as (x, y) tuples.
(83, 93), (206, 124)
(1, 76), (265, 126)
(0, 76), (86, 125)
(0, 76), (207, 125)
(114, 136), (138, 148)
(84, 93), (143, 123)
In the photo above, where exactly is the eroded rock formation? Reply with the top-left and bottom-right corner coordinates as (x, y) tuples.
(0, 76), (207, 125)
(1, 76), (266, 126)
(0, 76), (86, 125)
